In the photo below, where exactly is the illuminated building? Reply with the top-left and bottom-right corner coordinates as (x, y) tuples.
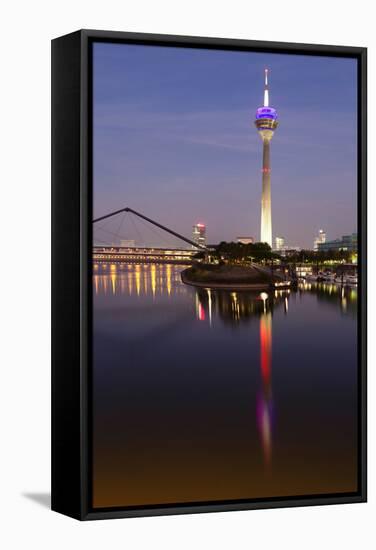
(295, 265), (313, 278)
(318, 233), (357, 253)
(274, 236), (285, 250)
(254, 69), (278, 247)
(313, 229), (326, 251)
(237, 236), (254, 244)
(93, 246), (197, 264)
(192, 223), (206, 248)
(273, 236), (300, 257)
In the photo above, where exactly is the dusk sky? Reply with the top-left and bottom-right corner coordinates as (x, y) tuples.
(93, 42), (357, 249)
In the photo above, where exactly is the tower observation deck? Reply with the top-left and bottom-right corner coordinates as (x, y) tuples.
(254, 69), (279, 247)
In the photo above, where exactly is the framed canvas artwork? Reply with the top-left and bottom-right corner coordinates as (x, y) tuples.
(52, 29), (367, 520)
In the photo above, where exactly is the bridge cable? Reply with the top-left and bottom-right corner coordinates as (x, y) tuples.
(135, 214), (180, 248)
(93, 206), (205, 251)
(95, 226), (125, 243)
(128, 212), (145, 247)
(113, 212), (127, 245)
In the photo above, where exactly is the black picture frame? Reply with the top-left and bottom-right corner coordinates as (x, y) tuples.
(51, 29), (367, 520)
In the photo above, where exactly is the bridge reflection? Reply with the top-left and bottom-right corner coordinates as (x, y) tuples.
(93, 263), (187, 299)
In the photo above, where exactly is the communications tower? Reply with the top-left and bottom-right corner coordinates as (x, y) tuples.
(254, 69), (279, 247)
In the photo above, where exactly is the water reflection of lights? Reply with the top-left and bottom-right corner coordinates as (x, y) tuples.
(206, 288), (213, 327)
(93, 263), (183, 299)
(195, 293), (205, 321)
(192, 285), (290, 327)
(341, 285), (347, 311)
(296, 281), (357, 316)
(260, 312), (272, 386)
(151, 265), (156, 297)
(135, 265), (141, 296)
(190, 289), (290, 467)
(198, 303), (205, 321)
(231, 292), (240, 320)
(257, 311), (273, 466)
(93, 264), (358, 473)
(92, 265), (357, 322)
(110, 272), (116, 295)
(166, 264), (172, 296)
(143, 268), (148, 294)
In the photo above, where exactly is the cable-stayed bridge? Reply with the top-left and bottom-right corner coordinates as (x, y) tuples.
(93, 206), (207, 264)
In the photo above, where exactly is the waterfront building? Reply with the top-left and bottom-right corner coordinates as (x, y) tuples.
(192, 223), (206, 248)
(274, 236), (285, 250)
(318, 233), (357, 253)
(313, 229), (326, 251)
(273, 236), (300, 257)
(237, 236), (254, 245)
(93, 246), (197, 264)
(295, 265), (313, 278)
(254, 69), (278, 247)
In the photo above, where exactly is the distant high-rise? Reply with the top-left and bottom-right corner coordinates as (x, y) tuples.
(254, 69), (279, 247)
(313, 229), (326, 251)
(192, 223), (206, 248)
(275, 236), (285, 250)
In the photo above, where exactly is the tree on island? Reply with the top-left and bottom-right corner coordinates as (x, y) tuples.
(207, 241), (279, 264)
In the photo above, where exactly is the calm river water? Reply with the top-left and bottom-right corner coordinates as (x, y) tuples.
(92, 263), (358, 508)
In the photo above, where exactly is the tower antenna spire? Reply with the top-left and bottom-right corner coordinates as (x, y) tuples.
(264, 68), (269, 107)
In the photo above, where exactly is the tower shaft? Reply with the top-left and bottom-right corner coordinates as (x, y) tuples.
(261, 139), (272, 246)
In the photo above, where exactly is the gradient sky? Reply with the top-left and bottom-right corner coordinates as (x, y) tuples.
(93, 42), (357, 249)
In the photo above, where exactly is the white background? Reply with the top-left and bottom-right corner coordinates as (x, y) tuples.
(1, 1), (374, 548)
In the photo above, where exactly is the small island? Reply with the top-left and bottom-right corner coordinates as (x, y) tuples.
(180, 241), (292, 290)
(181, 263), (292, 291)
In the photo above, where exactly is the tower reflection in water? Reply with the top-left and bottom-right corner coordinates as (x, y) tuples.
(258, 308), (273, 466)
(194, 287), (285, 467)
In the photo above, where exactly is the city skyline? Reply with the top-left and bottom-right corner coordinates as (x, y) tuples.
(93, 43), (357, 249)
